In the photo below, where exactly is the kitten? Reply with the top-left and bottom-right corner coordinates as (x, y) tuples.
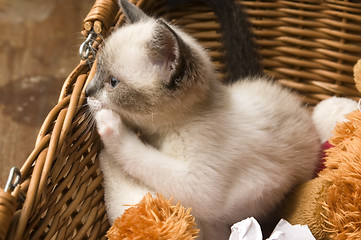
(85, 0), (320, 239)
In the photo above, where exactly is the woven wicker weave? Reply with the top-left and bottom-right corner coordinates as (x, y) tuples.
(1, 0), (361, 239)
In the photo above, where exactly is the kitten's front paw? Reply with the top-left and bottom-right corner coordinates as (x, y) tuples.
(94, 109), (122, 138)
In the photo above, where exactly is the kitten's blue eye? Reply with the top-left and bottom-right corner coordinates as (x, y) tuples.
(110, 77), (120, 88)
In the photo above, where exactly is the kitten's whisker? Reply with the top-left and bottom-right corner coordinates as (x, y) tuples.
(73, 104), (91, 122)
(83, 114), (97, 135)
(151, 111), (155, 131)
(97, 34), (106, 46)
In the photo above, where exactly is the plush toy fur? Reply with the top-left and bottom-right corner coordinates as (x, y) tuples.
(106, 193), (199, 240)
(282, 60), (361, 240)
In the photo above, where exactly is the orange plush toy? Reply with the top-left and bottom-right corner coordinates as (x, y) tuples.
(281, 60), (361, 240)
(106, 193), (199, 240)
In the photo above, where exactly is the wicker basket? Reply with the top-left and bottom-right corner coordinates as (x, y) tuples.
(1, 0), (361, 239)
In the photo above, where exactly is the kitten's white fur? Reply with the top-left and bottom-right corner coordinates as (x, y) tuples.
(312, 96), (358, 142)
(87, 11), (320, 239)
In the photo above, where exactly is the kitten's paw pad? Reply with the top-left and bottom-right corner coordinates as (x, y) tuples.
(97, 125), (114, 138)
(94, 109), (122, 137)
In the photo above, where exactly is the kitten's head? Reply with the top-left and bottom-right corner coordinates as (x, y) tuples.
(86, 0), (215, 130)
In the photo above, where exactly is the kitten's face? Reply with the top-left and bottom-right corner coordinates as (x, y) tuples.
(86, 0), (212, 129)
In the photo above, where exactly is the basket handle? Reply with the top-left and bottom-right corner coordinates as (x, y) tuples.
(82, 0), (120, 36)
(82, 0), (147, 36)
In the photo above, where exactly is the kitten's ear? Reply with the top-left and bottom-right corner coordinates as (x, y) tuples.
(119, 0), (148, 23)
(149, 21), (188, 89)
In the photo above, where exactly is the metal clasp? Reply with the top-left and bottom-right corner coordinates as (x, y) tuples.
(79, 30), (97, 60)
(4, 167), (21, 193)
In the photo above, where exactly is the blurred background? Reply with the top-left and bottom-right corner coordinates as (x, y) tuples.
(0, 0), (94, 186)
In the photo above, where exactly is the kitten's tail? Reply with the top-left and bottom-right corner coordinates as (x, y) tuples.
(167, 0), (263, 83)
(312, 97), (358, 143)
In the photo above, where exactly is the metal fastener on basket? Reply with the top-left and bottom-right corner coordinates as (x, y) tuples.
(79, 30), (97, 61)
(4, 167), (21, 193)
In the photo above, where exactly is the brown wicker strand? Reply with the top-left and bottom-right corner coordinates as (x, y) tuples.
(21, 134), (51, 180)
(36, 96), (71, 146)
(84, 59), (98, 89)
(58, 74), (88, 146)
(58, 62), (89, 103)
(15, 109), (67, 239)
(13, 148), (48, 240)
(0, 189), (18, 240)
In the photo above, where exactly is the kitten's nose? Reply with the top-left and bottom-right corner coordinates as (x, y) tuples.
(85, 84), (94, 97)
(85, 79), (98, 97)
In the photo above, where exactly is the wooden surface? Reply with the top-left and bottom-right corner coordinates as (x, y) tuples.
(0, 0), (94, 186)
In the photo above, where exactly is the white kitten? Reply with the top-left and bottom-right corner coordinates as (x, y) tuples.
(86, 1), (320, 239)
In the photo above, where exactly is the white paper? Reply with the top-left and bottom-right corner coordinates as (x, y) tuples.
(229, 218), (315, 240)
(229, 217), (263, 240)
(267, 219), (316, 240)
